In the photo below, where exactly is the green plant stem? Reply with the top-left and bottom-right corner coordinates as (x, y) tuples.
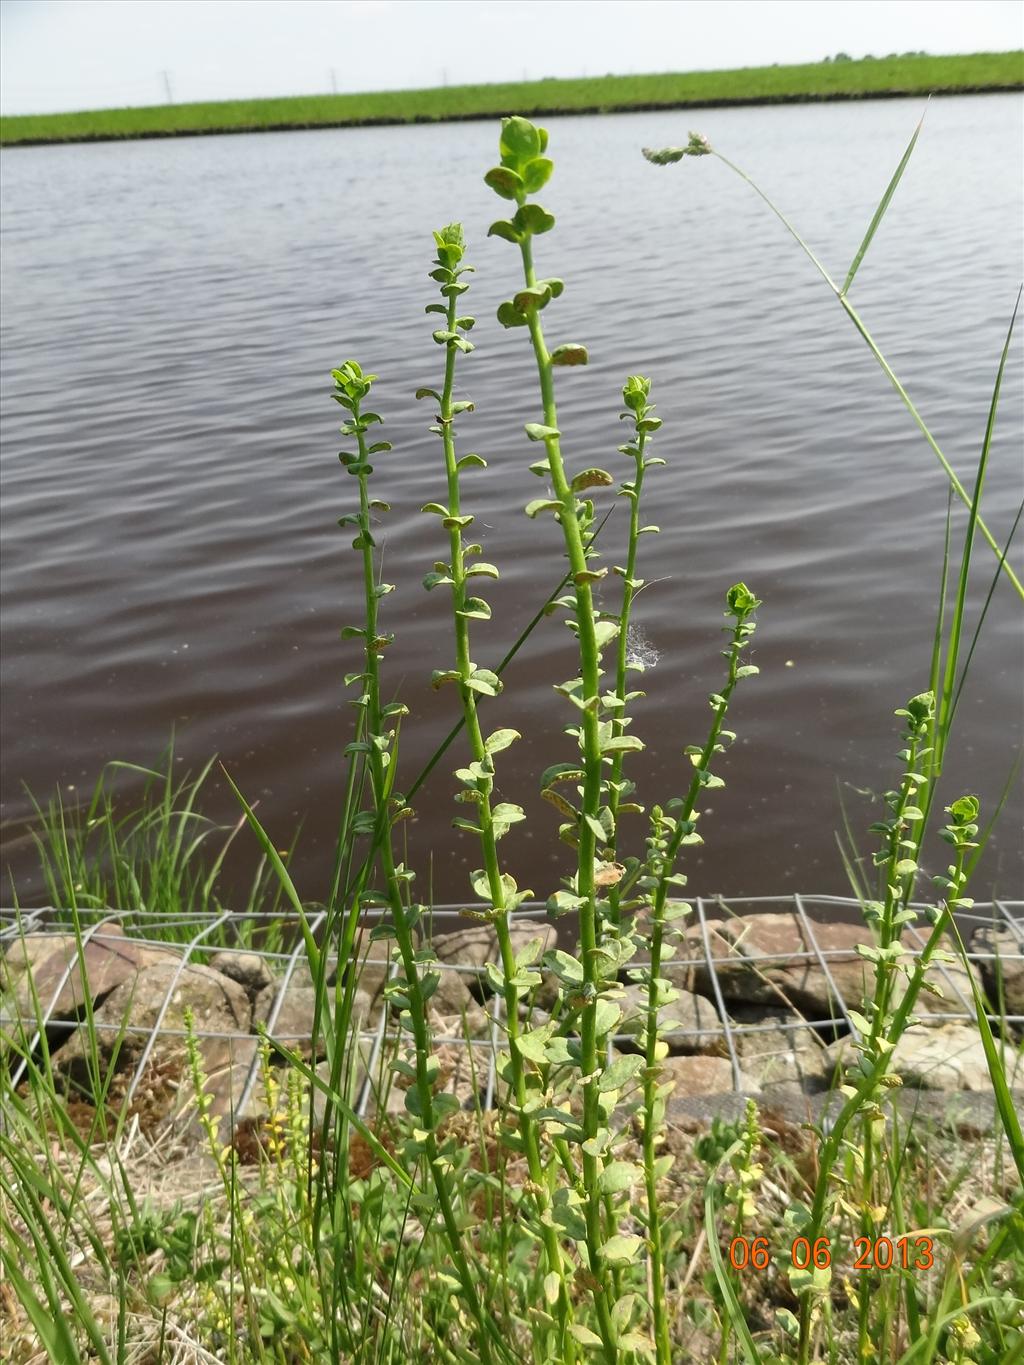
(349, 402), (496, 1365)
(641, 606), (754, 1364)
(795, 870), (967, 1365)
(607, 422), (649, 929)
(516, 223), (618, 1364)
(433, 275), (573, 1348)
(869, 723), (927, 1039)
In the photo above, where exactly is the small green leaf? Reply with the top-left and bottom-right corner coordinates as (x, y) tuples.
(521, 156), (554, 192)
(485, 728), (521, 754)
(544, 949), (584, 984)
(457, 596), (491, 620)
(541, 763), (583, 788)
(500, 115), (541, 160)
(598, 1160), (643, 1193)
(600, 1233), (643, 1264)
(484, 165), (524, 199)
(525, 422), (560, 442)
(584, 813), (608, 844)
(465, 668), (501, 696)
(488, 220), (522, 245)
(497, 299), (529, 327)
(542, 789), (578, 820)
(593, 999), (621, 1037)
(514, 203), (555, 236)
(568, 1324), (603, 1347)
(551, 343), (589, 367)
(598, 1053), (644, 1092)
(516, 1025), (554, 1063)
(514, 285), (554, 314)
(571, 468), (614, 492)
(525, 498), (560, 518)
(492, 801), (526, 826)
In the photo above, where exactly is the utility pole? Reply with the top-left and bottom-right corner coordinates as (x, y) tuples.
(161, 69), (174, 104)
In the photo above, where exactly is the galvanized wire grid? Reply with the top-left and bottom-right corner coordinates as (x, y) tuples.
(2, 897), (1021, 1119)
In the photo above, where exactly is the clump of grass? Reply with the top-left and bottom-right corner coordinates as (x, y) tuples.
(14, 746), (293, 941)
(2, 110), (1022, 1365)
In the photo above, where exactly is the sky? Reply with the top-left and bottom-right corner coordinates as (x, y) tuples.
(1, 0), (1021, 116)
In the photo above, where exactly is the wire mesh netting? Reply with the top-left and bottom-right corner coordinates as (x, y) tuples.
(2, 896), (1021, 1119)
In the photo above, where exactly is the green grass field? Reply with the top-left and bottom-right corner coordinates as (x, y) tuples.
(1, 51), (1021, 146)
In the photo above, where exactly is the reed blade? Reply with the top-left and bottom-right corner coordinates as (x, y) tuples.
(842, 108), (926, 296)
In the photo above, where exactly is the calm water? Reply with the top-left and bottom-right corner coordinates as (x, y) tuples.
(1, 96), (1022, 907)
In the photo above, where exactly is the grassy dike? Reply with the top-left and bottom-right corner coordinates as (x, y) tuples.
(1, 51), (1021, 146)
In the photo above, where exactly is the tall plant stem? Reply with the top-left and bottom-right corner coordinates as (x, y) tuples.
(795, 866), (969, 1364)
(429, 240), (573, 1350)
(516, 223), (618, 1363)
(607, 408), (652, 931)
(344, 386), (498, 1365)
(641, 600), (757, 1363)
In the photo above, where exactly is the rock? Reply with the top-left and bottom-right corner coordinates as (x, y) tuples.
(429, 965), (483, 1019)
(57, 958), (251, 1080)
(431, 920), (558, 1006)
(680, 912), (980, 1021)
(827, 1022), (1001, 1092)
(730, 1006), (830, 1090)
(971, 925), (1024, 1018)
(616, 982), (726, 1055)
(428, 997), (492, 1040)
(253, 980), (381, 1059)
(1, 923), (180, 1025)
(207, 952), (274, 1000)
(658, 1054), (758, 1097)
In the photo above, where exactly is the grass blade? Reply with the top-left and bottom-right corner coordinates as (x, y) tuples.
(946, 917), (1024, 1185)
(949, 494), (1024, 728)
(936, 289), (1021, 767)
(0, 1233), (87, 1365)
(704, 1145), (764, 1365)
(704, 143), (1024, 600)
(842, 107), (925, 296)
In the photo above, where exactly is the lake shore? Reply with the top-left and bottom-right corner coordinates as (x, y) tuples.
(2, 51), (1021, 146)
